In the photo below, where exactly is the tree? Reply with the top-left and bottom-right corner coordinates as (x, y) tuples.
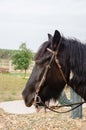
(12, 43), (33, 75)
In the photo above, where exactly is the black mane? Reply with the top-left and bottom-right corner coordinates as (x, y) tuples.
(62, 37), (86, 99)
(64, 38), (85, 74)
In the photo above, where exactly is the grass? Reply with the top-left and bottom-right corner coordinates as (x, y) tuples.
(0, 73), (29, 101)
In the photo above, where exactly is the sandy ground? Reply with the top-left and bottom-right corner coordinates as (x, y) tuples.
(0, 107), (86, 130)
(0, 100), (86, 130)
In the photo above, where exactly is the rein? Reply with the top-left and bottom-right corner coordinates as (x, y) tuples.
(35, 46), (86, 113)
(35, 94), (85, 113)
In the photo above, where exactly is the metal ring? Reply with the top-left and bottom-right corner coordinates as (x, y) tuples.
(34, 94), (42, 103)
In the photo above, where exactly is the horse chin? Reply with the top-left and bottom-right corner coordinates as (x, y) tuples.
(25, 98), (34, 107)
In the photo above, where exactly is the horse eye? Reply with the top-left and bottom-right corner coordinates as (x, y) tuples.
(34, 62), (43, 70)
(36, 56), (51, 66)
(35, 60), (42, 65)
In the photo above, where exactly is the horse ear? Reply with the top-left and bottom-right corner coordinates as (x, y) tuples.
(52, 30), (61, 50)
(48, 33), (52, 43)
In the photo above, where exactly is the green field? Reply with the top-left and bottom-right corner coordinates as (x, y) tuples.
(0, 73), (29, 101)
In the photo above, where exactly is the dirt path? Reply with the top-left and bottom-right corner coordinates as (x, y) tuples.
(0, 100), (36, 114)
(0, 100), (86, 115)
(0, 100), (86, 130)
(0, 107), (86, 130)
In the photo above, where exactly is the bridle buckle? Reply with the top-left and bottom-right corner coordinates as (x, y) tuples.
(34, 93), (41, 104)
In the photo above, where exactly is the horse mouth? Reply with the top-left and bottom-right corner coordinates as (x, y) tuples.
(25, 98), (34, 107)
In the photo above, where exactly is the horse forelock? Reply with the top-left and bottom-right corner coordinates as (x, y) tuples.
(35, 41), (50, 61)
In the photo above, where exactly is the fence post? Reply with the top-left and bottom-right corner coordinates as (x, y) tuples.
(9, 60), (13, 72)
(59, 88), (82, 119)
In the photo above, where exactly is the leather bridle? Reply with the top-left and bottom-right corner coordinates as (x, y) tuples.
(34, 43), (86, 114)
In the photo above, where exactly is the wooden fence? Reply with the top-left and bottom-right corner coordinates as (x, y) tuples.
(0, 59), (34, 73)
(0, 60), (14, 73)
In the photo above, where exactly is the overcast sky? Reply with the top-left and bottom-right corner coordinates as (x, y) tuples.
(0, 0), (86, 52)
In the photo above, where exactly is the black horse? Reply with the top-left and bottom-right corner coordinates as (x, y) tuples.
(22, 30), (86, 107)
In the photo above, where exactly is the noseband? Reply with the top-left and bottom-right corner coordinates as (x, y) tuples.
(34, 46), (86, 114)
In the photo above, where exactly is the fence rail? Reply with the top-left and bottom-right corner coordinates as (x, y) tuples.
(0, 60), (34, 73)
(0, 60), (13, 72)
